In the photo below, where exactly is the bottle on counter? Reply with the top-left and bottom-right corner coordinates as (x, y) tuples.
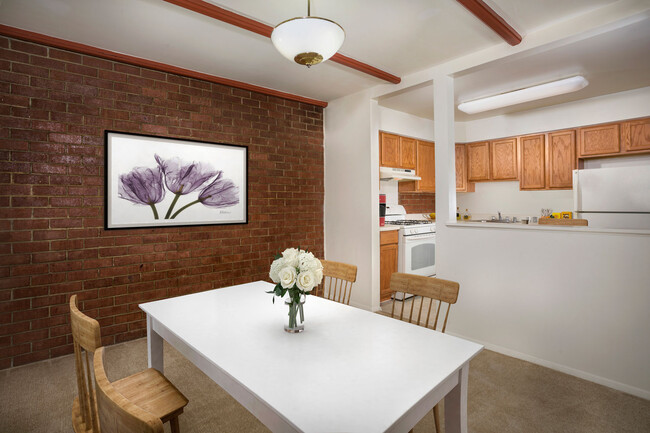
(463, 209), (470, 220)
(456, 207), (460, 220)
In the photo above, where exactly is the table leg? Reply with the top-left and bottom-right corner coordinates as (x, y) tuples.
(146, 314), (164, 374)
(444, 363), (469, 433)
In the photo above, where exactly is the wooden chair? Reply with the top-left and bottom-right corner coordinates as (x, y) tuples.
(386, 273), (460, 433)
(94, 346), (164, 433)
(313, 259), (358, 305)
(70, 295), (188, 433)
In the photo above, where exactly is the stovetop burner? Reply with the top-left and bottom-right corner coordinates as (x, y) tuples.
(386, 219), (433, 226)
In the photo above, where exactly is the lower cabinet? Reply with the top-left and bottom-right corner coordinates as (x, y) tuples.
(380, 230), (398, 302)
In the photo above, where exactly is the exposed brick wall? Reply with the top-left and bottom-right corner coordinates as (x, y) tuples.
(0, 37), (324, 368)
(399, 192), (435, 214)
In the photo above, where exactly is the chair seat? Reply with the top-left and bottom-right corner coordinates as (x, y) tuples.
(112, 368), (188, 423)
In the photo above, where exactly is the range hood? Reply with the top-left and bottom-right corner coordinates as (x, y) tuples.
(380, 166), (421, 181)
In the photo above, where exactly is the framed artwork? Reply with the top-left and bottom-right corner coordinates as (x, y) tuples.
(105, 131), (247, 229)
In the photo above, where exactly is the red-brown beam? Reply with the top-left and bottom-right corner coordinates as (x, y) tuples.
(0, 24), (328, 107)
(163, 0), (401, 84)
(456, 0), (522, 46)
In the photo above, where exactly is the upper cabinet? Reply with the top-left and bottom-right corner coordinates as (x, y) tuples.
(467, 139), (518, 182)
(519, 131), (575, 191)
(455, 143), (475, 192)
(519, 134), (546, 190)
(399, 140), (435, 193)
(467, 141), (490, 182)
(578, 123), (620, 157)
(491, 138), (518, 180)
(380, 132), (416, 169)
(547, 130), (575, 189)
(622, 117), (650, 152)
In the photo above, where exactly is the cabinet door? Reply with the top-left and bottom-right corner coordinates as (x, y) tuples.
(380, 243), (398, 302)
(455, 143), (474, 192)
(467, 141), (490, 182)
(622, 117), (650, 152)
(578, 123), (620, 157)
(416, 140), (435, 192)
(548, 130), (575, 189)
(491, 138), (518, 180)
(400, 137), (417, 169)
(519, 134), (546, 190)
(380, 132), (400, 167)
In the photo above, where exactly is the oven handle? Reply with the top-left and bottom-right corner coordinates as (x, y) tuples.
(403, 234), (436, 241)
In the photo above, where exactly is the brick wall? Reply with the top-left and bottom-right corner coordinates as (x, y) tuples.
(0, 37), (324, 368)
(399, 192), (435, 214)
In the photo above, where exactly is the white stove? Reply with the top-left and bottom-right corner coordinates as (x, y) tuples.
(385, 205), (436, 280)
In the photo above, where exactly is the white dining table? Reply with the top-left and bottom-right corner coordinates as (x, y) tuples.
(140, 281), (483, 433)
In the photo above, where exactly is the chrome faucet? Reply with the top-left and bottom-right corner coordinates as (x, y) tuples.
(497, 211), (502, 221)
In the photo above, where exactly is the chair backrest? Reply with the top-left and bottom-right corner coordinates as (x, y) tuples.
(70, 294), (102, 433)
(314, 260), (358, 305)
(94, 347), (164, 433)
(388, 273), (460, 333)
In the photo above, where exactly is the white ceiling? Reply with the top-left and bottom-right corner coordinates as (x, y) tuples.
(0, 0), (629, 104)
(378, 17), (650, 121)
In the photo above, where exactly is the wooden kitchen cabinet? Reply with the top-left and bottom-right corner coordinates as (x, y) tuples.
(519, 134), (546, 190)
(399, 140), (435, 193)
(380, 230), (399, 302)
(491, 137), (518, 180)
(547, 130), (576, 189)
(467, 141), (490, 182)
(622, 117), (650, 152)
(578, 123), (620, 157)
(379, 132), (416, 169)
(455, 143), (475, 192)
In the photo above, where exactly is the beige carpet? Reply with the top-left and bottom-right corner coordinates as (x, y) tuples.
(0, 337), (648, 433)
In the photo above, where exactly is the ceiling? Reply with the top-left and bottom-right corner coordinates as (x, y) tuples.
(1, 0), (646, 120)
(378, 17), (650, 121)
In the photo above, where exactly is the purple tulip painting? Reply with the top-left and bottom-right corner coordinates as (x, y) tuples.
(105, 132), (247, 229)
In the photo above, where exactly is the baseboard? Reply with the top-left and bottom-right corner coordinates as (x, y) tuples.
(446, 332), (650, 401)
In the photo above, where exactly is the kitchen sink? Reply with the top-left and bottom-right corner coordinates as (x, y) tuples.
(468, 219), (512, 223)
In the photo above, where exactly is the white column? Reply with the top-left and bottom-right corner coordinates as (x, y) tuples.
(433, 75), (456, 275)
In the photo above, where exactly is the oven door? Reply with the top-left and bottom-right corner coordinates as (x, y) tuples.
(399, 233), (436, 277)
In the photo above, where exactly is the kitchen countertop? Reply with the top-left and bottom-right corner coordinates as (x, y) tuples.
(447, 221), (650, 235)
(380, 226), (400, 232)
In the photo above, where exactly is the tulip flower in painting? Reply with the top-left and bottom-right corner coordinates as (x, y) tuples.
(118, 166), (166, 219)
(117, 155), (240, 222)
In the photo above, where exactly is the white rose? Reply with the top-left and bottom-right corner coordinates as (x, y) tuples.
(282, 248), (300, 268)
(279, 266), (297, 289)
(298, 251), (315, 271)
(269, 258), (284, 283)
(313, 267), (323, 285)
(297, 270), (316, 292)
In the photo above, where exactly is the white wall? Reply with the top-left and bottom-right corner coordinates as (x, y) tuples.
(443, 225), (650, 398)
(324, 90), (379, 310)
(378, 106), (434, 141)
(457, 182), (573, 218)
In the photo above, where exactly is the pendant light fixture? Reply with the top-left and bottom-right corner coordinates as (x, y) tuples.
(271, 0), (345, 67)
(457, 76), (589, 115)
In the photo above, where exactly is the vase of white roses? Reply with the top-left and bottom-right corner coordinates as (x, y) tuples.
(268, 247), (323, 333)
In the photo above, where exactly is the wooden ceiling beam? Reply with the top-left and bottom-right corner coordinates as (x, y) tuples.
(0, 25), (328, 107)
(456, 0), (522, 46)
(163, 0), (401, 84)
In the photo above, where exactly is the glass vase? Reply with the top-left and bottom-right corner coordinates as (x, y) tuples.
(284, 295), (306, 333)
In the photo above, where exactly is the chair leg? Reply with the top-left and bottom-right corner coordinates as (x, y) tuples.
(433, 403), (441, 433)
(170, 416), (180, 433)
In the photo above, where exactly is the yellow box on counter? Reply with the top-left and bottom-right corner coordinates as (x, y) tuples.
(561, 211), (573, 219)
(551, 212), (562, 219)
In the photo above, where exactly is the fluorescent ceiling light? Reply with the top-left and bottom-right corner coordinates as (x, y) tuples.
(457, 76), (589, 114)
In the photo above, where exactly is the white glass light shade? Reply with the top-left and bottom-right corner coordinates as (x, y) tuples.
(457, 76), (589, 115)
(271, 17), (344, 66)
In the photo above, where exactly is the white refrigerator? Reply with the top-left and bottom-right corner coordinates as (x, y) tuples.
(573, 166), (650, 230)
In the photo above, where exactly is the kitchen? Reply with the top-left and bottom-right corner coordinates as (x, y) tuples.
(324, 6), (650, 402)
